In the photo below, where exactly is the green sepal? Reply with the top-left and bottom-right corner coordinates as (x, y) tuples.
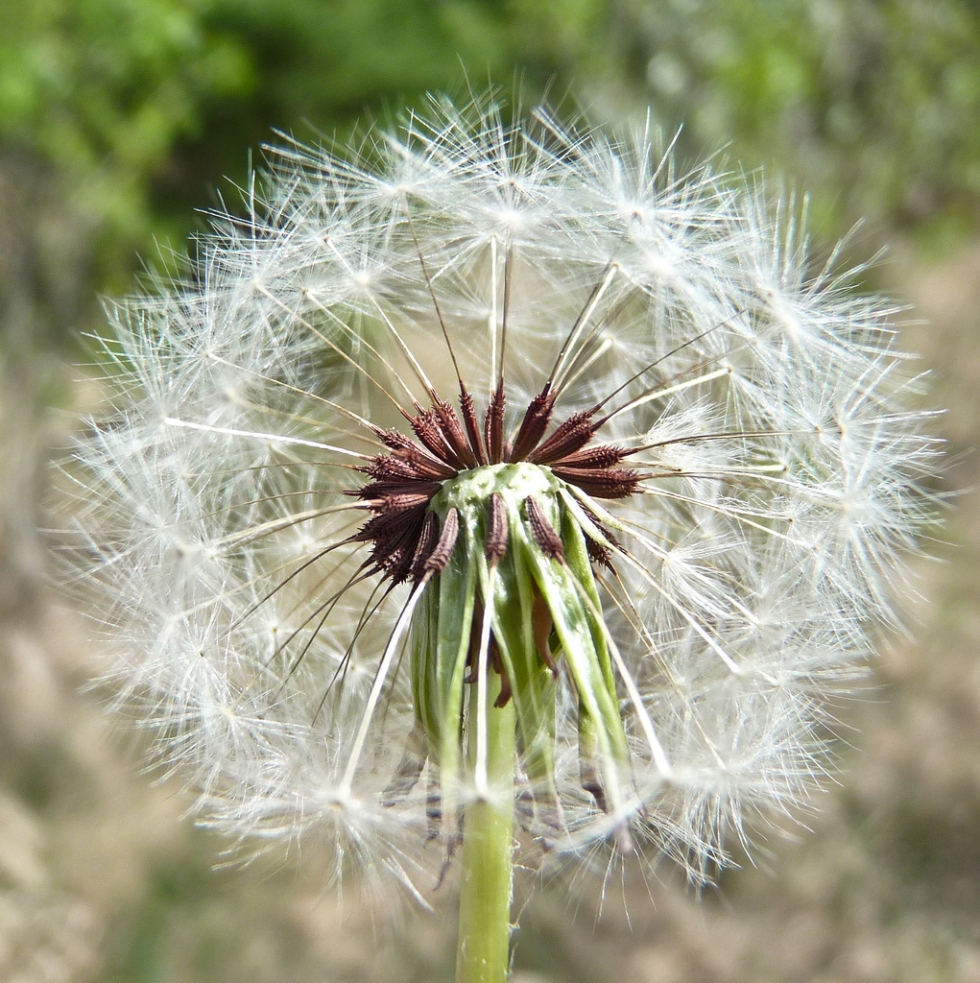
(518, 498), (630, 813)
(410, 461), (631, 832)
(411, 519), (478, 822)
(480, 505), (559, 821)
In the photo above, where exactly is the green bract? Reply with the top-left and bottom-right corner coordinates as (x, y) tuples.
(405, 464), (632, 844)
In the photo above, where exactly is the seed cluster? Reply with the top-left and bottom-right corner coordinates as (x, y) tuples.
(61, 99), (938, 893)
(354, 381), (640, 585)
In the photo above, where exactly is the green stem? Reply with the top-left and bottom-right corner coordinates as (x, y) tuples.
(456, 674), (516, 983)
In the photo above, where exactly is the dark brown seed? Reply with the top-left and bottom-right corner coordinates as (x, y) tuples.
(411, 409), (462, 468)
(459, 383), (487, 465)
(409, 511), (441, 583)
(549, 444), (629, 470)
(424, 507), (460, 575)
(360, 479), (442, 503)
(382, 491), (439, 513)
(360, 379), (643, 591)
(374, 427), (416, 453)
(586, 537), (614, 568)
(551, 466), (641, 499)
(365, 437), (456, 481)
(528, 410), (597, 464)
(367, 522), (427, 582)
(434, 397), (478, 469)
(365, 455), (419, 481)
(508, 386), (555, 462)
(401, 444), (459, 480)
(485, 384), (506, 464)
(357, 516), (420, 582)
(355, 504), (428, 543)
(524, 496), (565, 562)
(365, 453), (453, 483)
(485, 492), (509, 562)
(577, 503), (624, 551)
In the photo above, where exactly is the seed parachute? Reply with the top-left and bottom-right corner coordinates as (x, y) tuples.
(58, 96), (938, 907)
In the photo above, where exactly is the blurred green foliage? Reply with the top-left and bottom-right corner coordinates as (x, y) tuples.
(615, 0), (980, 243)
(0, 0), (251, 278)
(0, 0), (978, 313)
(0, 0), (608, 291)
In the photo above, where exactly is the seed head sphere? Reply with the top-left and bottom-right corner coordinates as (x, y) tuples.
(63, 97), (937, 896)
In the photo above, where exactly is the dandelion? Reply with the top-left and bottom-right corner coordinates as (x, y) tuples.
(59, 96), (937, 982)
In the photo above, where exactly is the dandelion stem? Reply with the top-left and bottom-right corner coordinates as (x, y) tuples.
(456, 670), (516, 983)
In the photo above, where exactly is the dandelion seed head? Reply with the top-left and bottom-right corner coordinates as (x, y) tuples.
(57, 94), (939, 893)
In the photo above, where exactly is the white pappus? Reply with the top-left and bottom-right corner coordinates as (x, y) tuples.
(57, 94), (939, 901)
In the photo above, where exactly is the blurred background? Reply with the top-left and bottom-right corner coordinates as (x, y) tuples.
(1, 1), (979, 980)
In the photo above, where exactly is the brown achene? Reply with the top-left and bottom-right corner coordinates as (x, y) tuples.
(352, 380), (641, 587)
